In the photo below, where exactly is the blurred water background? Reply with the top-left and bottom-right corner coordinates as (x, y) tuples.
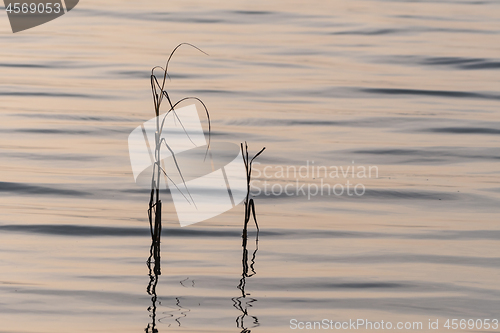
(1, 0), (500, 332)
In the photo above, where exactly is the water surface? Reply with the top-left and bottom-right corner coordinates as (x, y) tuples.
(1, 0), (500, 332)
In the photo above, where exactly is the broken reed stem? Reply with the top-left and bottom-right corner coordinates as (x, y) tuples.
(241, 142), (265, 238)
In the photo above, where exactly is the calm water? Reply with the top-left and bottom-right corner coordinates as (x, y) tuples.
(1, 0), (500, 332)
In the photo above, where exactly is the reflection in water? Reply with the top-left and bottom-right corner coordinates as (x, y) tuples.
(232, 143), (265, 332)
(158, 296), (191, 327)
(143, 113), (264, 331)
(145, 197), (162, 333)
(232, 225), (259, 332)
(146, 233), (191, 332)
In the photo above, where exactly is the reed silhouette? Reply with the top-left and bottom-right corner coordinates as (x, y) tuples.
(241, 143), (265, 240)
(147, 43), (210, 277)
(232, 143), (265, 332)
(143, 45), (265, 333)
(145, 43), (209, 333)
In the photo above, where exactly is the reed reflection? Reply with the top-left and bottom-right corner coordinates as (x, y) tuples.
(232, 218), (260, 332)
(145, 198), (162, 333)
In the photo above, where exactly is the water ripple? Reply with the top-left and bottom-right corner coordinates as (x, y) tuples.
(361, 88), (500, 101)
(0, 182), (89, 197)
